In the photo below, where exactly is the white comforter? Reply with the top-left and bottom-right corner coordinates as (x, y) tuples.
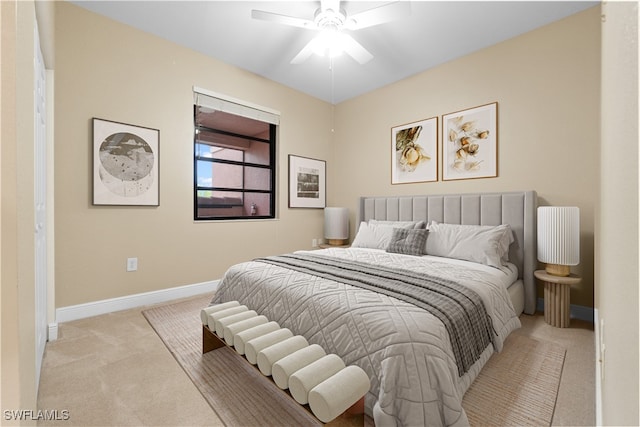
(212, 248), (521, 426)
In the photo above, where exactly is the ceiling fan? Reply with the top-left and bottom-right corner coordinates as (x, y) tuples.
(251, 1), (411, 65)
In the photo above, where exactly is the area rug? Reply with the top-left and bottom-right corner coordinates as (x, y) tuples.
(462, 333), (566, 426)
(143, 295), (565, 427)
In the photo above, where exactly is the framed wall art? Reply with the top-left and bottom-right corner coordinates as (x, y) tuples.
(92, 118), (160, 206)
(442, 102), (498, 181)
(391, 117), (438, 184)
(288, 155), (326, 208)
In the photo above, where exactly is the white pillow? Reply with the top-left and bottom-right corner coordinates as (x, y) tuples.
(425, 222), (514, 267)
(368, 219), (426, 229)
(351, 221), (417, 249)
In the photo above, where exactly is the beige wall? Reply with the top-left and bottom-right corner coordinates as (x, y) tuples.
(54, 5), (600, 309)
(1, 0), (38, 420)
(54, 5), (601, 309)
(332, 7), (601, 308)
(54, 3), (333, 308)
(598, 1), (639, 425)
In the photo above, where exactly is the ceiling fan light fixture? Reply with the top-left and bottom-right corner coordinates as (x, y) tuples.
(327, 45), (345, 58)
(253, 0), (410, 65)
(314, 5), (346, 29)
(313, 30), (346, 58)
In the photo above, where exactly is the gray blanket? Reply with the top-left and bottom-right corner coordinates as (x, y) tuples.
(255, 253), (495, 377)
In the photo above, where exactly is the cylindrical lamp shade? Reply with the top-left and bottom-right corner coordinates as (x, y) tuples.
(324, 207), (349, 246)
(537, 206), (580, 276)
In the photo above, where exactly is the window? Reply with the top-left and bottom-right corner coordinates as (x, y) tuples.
(194, 90), (278, 220)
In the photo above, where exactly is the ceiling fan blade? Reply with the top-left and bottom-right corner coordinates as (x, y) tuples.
(341, 34), (373, 64)
(290, 39), (318, 64)
(345, 2), (411, 30)
(251, 9), (315, 29)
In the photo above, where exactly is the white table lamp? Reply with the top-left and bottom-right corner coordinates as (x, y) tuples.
(537, 206), (580, 277)
(324, 207), (349, 246)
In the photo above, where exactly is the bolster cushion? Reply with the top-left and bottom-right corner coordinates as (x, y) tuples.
(223, 315), (269, 344)
(200, 301), (240, 325)
(206, 305), (248, 331)
(308, 365), (370, 423)
(245, 328), (294, 365)
(233, 321), (281, 356)
(272, 344), (326, 390)
(288, 354), (345, 405)
(215, 310), (257, 337)
(256, 335), (309, 377)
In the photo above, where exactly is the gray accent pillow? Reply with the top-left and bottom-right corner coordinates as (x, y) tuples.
(386, 228), (429, 256)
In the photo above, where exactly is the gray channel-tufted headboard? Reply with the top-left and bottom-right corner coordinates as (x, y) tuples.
(358, 191), (538, 315)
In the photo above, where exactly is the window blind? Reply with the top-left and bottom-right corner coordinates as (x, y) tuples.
(194, 87), (280, 125)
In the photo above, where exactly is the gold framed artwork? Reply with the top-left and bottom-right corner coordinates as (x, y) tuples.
(92, 118), (160, 206)
(391, 117), (438, 184)
(442, 102), (498, 181)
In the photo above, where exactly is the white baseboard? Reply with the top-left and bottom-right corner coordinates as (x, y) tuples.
(535, 297), (594, 323)
(594, 308), (602, 426)
(48, 322), (58, 341)
(51, 280), (219, 340)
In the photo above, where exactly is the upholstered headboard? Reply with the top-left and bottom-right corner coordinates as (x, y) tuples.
(358, 191), (537, 314)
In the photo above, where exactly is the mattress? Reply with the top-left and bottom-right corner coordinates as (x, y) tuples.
(507, 280), (525, 316)
(212, 247), (522, 426)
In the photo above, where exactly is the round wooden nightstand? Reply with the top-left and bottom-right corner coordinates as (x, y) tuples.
(534, 270), (582, 328)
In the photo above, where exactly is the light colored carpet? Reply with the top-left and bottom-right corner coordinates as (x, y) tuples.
(143, 295), (566, 427)
(36, 296), (220, 426)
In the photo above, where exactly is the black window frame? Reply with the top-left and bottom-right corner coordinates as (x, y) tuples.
(193, 105), (277, 221)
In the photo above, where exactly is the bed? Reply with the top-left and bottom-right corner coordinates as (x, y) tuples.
(211, 190), (537, 426)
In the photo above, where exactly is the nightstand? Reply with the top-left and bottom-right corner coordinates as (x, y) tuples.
(534, 270), (581, 328)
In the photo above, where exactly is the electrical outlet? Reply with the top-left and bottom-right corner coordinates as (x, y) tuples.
(127, 257), (138, 272)
(312, 238), (318, 247)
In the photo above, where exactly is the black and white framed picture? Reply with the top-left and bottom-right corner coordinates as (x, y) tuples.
(288, 154), (326, 208)
(92, 118), (159, 206)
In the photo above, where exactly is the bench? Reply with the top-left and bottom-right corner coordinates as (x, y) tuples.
(201, 301), (370, 425)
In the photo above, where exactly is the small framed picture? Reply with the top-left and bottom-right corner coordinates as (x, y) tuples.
(92, 118), (160, 206)
(442, 102), (498, 181)
(288, 155), (326, 208)
(391, 117), (438, 184)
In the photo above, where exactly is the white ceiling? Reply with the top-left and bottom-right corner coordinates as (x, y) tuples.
(71, 1), (598, 104)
